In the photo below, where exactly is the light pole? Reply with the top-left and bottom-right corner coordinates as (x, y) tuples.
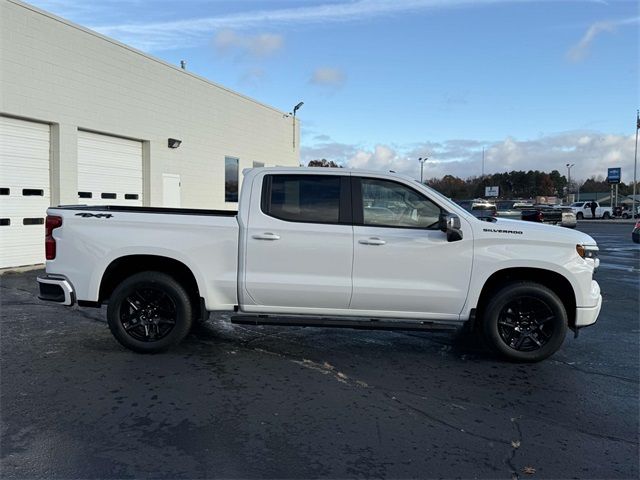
(418, 157), (428, 183)
(566, 163), (575, 202)
(633, 110), (639, 218)
(292, 101), (304, 149)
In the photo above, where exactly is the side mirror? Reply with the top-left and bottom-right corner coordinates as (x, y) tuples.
(439, 213), (463, 242)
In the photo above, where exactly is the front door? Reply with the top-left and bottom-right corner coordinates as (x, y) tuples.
(350, 177), (473, 319)
(243, 173), (353, 311)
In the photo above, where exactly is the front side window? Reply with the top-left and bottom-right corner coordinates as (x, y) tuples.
(225, 156), (239, 202)
(263, 175), (341, 223)
(360, 178), (442, 229)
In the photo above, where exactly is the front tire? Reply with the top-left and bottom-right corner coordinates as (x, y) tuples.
(107, 271), (193, 353)
(481, 282), (567, 362)
(576, 212), (583, 220)
(603, 212), (610, 219)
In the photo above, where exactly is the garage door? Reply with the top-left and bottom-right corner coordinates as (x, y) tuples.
(0, 117), (50, 269)
(77, 130), (142, 206)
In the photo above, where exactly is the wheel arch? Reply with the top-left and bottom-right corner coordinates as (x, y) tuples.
(475, 267), (577, 328)
(99, 255), (203, 316)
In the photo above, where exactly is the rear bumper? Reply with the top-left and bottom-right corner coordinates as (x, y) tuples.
(37, 275), (75, 306)
(575, 280), (602, 328)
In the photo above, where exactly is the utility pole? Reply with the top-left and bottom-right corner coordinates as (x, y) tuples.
(481, 147), (485, 177)
(566, 163), (575, 202)
(633, 110), (639, 218)
(418, 157), (428, 183)
(292, 102), (304, 149)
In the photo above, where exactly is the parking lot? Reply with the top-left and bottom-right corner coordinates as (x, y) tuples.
(1, 222), (638, 479)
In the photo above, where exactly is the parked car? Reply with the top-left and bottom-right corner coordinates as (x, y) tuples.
(495, 200), (533, 219)
(456, 199), (497, 220)
(621, 205), (640, 219)
(633, 220), (640, 243)
(558, 207), (577, 228)
(520, 205), (563, 225)
(569, 201), (612, 220)
(37, 167), (602, 362)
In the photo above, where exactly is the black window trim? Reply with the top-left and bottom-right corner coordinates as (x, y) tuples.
(352, 176), (446, 230)
(260, 173), (352, 225)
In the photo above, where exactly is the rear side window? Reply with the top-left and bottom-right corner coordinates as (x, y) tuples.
(262, 175), (344, 224)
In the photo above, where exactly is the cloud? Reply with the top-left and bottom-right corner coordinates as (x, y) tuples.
(238, 67), (267, 87)
(302, 131), (636, 183)
(88, 0), (600, 51)
(309, 67), (346, 88)
(214, 30), (284, 59)
(567, 16), (639, 62)
(301, 140), (359, 164)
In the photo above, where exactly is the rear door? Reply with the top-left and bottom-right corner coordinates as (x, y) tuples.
(243, 172), (353, 311)
(350, 176), (473, 319)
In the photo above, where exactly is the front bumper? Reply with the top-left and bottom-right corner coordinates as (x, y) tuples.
(575, 280), (602, 328)
(37, 275), (75, 306)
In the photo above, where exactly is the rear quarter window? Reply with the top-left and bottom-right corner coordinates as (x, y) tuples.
(261, 174), (343, 224)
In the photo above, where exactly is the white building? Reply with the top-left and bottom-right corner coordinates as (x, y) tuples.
(0, 0), (300, 269)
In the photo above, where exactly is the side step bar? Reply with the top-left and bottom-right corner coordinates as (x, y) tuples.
(230, 315), (459, 332)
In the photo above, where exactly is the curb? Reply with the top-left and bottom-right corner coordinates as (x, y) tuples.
(578, 219), (636, 225)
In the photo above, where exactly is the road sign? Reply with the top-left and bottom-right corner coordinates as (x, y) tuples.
(485, 186), (499, 197)
(607, 167), (621, 184)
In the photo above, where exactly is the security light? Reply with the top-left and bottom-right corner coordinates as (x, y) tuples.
(168, 138), (182, 149)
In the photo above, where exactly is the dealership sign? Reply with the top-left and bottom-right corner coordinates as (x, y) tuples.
(607, 167), (621, 184)
(485, 186), (499, 197)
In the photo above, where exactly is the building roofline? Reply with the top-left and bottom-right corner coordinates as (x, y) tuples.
(7, 0), (291, 117)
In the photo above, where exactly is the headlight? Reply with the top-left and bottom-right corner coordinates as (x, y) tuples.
(577, 244), (600, 271)
(576, 244), (599, 259)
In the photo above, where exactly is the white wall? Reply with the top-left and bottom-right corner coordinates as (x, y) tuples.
(0, 0), (299, 209)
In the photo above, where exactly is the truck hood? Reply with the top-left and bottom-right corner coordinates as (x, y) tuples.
(476, 217), (597, 246)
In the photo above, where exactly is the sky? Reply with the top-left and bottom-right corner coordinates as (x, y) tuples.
(28, 0), (640, 183)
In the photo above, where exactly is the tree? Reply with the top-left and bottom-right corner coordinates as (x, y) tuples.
(426, 168), (573, 200)
(308, 159), (341, 168)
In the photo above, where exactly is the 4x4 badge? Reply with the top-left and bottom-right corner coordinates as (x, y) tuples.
(75, 213), (113, 218)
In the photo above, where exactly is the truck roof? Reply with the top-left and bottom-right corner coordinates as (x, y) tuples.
(244, 166), (419, 183)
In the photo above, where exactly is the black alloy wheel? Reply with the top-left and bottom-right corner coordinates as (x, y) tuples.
(482, 282), (567, 362)
(107, 271), (193, 353)
(119, 287), (177, 342)
(497, 296), (555, 352)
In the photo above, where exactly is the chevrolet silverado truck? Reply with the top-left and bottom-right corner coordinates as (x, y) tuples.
(37, 168), (602, 362)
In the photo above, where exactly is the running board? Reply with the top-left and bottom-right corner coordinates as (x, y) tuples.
(230, 315), (459, 332)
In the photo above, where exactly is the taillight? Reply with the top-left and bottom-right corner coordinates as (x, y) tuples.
(45, 215), (62, 260)
(537, 211), (544, 222)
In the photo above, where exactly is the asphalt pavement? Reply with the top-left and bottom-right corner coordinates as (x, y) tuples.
(1, 223), (638, 479)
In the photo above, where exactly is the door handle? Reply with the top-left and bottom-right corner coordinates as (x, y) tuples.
(359, 237), (386, 246)
(252, 232), (280, 241)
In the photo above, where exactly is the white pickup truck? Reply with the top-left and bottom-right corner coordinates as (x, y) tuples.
(37, 168), (602, 362)
(569, 201), (612, 220)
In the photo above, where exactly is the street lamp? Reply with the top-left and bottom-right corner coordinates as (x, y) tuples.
(418, 157), (428, 183)
(292, 101), (304, 149)
(566, 163), (575, 201)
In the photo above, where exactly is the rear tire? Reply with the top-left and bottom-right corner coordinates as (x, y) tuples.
(107, 271), (193, 353)
(603, 212), (610, 219)
(481, 282), (567, 362)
